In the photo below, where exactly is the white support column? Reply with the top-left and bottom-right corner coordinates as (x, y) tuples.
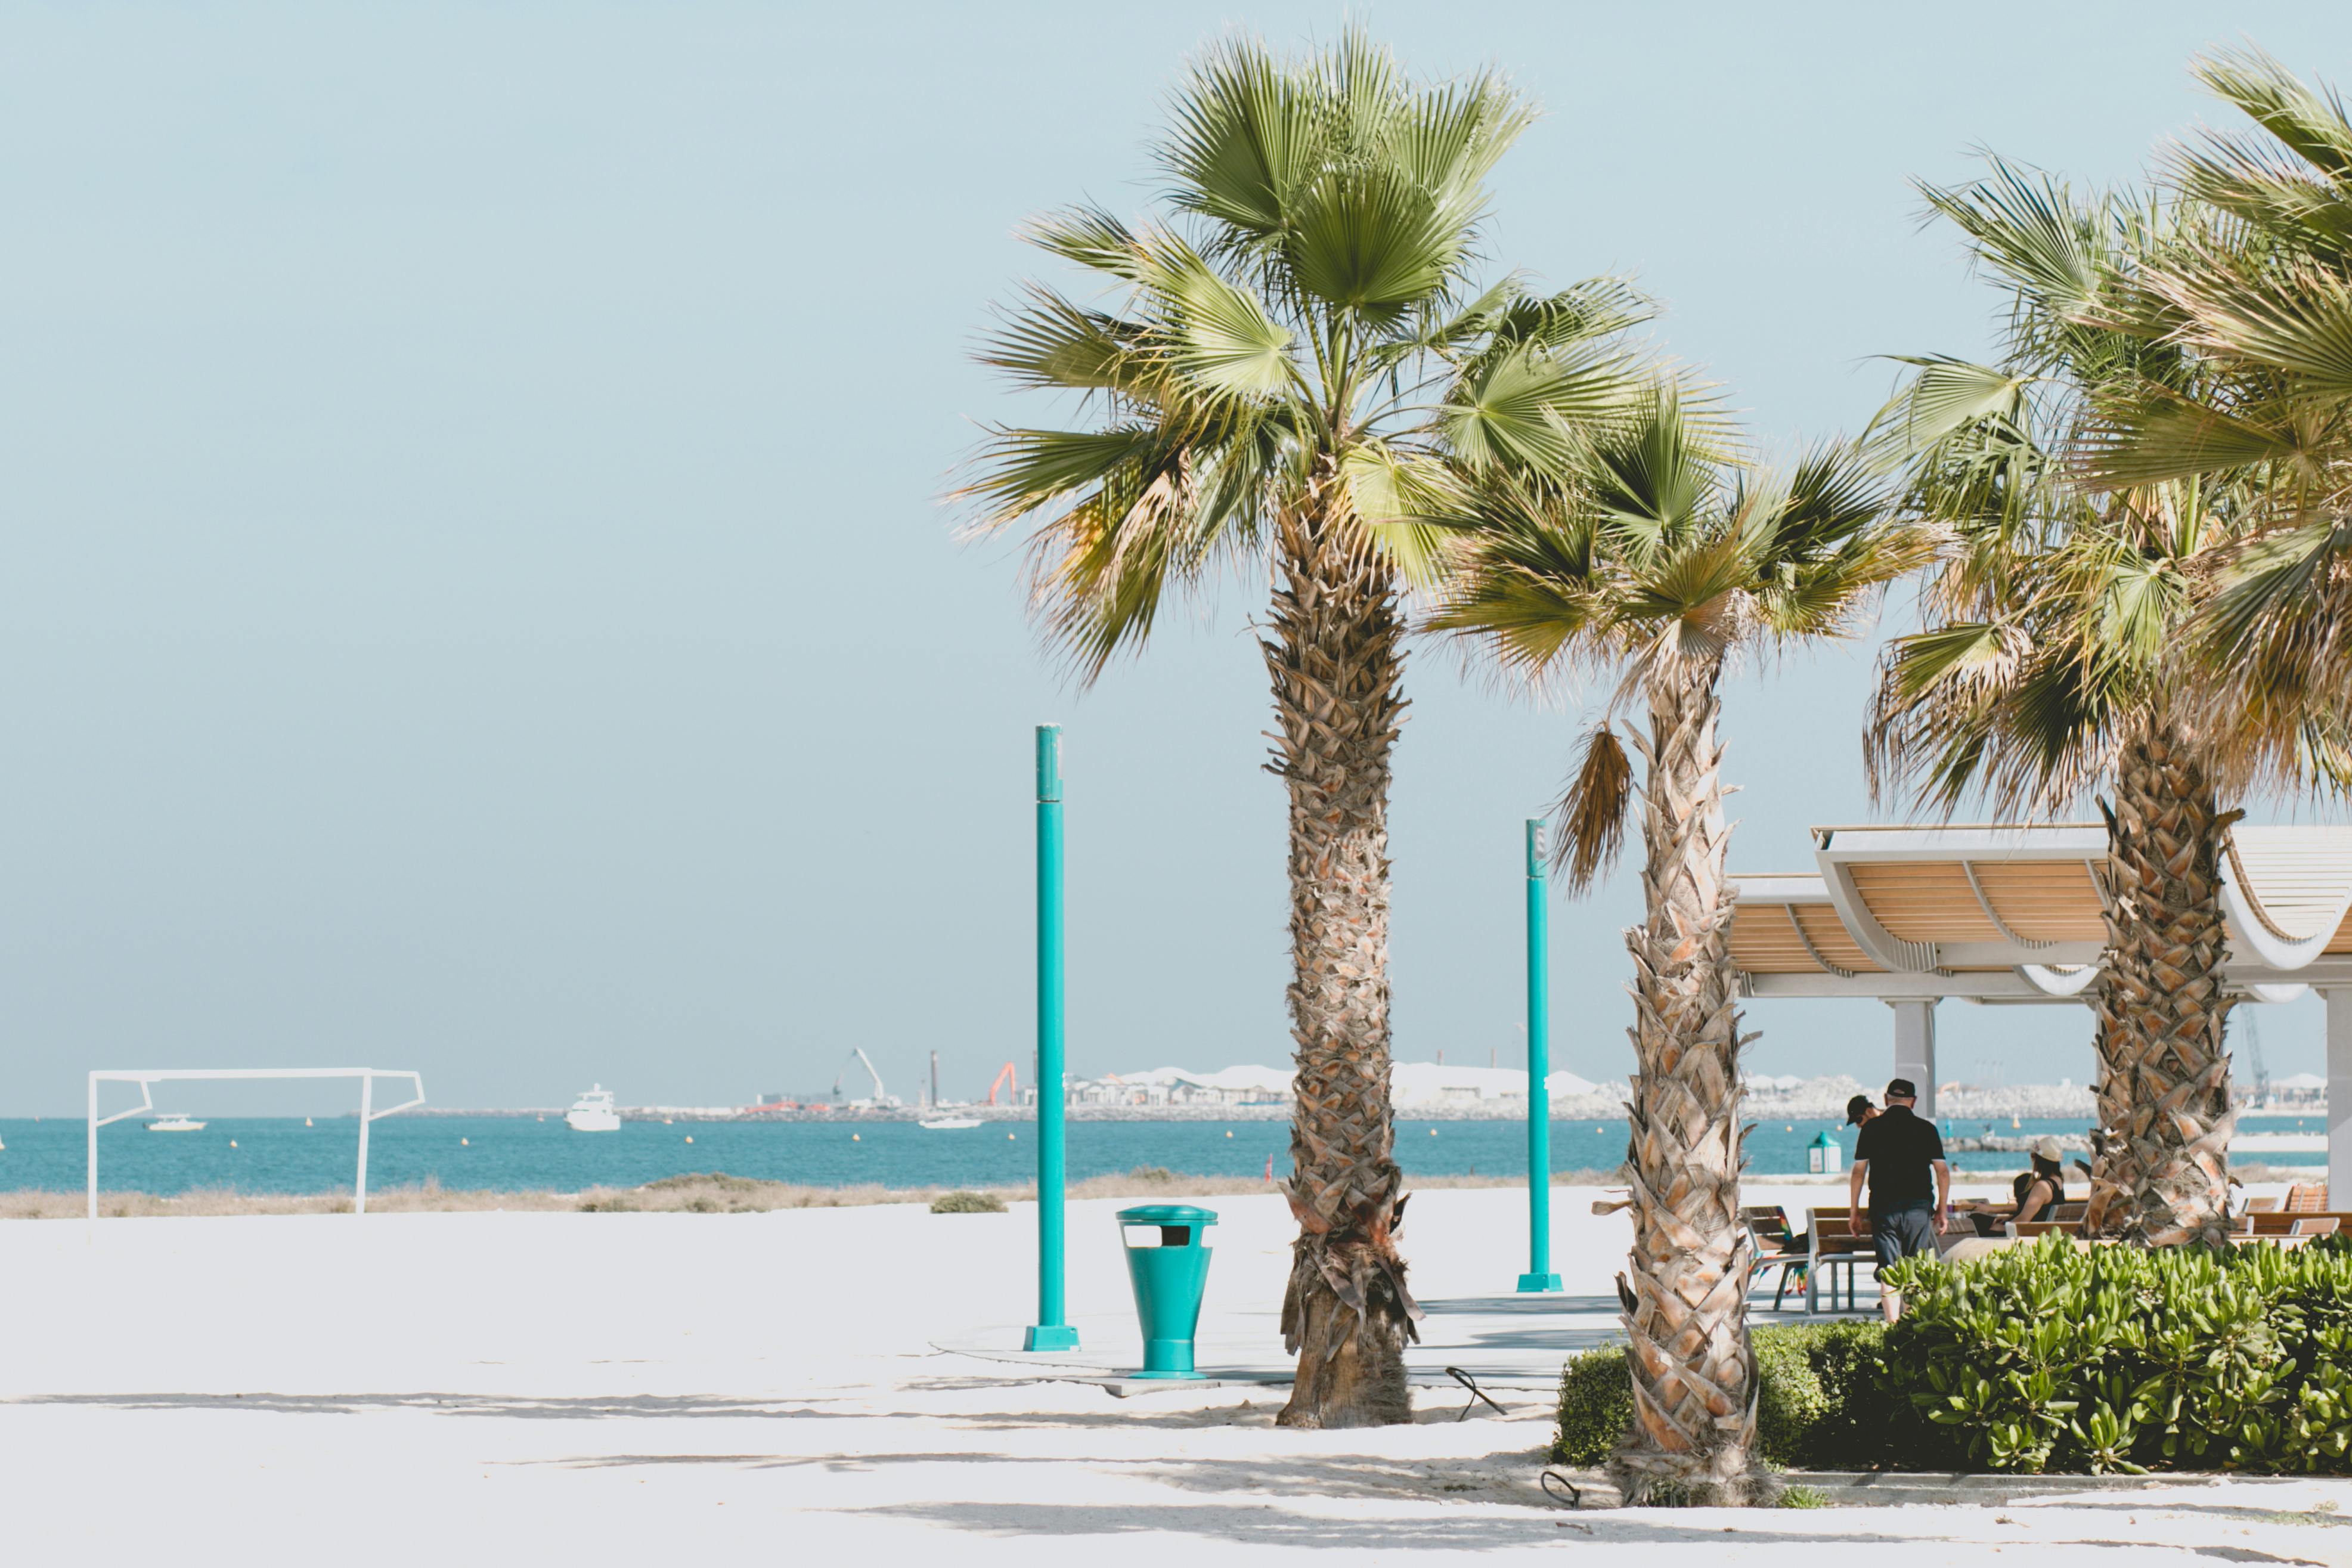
(1888, 999), (1938, 1121)
(2328, 989), (2352, 1207)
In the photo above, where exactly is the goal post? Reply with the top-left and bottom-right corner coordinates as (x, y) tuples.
(87, 1067), (427, 1220)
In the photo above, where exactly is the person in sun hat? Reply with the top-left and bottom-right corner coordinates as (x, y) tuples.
(1847, 1078), (1951, 1267)
(2007, 1135), (2068, 1225)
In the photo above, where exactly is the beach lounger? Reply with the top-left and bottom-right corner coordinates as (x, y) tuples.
(2286, 1183), (2330, 1213)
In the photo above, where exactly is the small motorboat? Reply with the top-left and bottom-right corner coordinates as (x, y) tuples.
(147, 1114), (207, 1132)
(565, 1086), (621, 1132)
(919, 1116), (983, 1130)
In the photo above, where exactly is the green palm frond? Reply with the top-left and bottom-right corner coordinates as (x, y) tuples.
(2145, 250), (2352, 397)
(1335, 440), (1473, 587)
(2074, 382), (2305, 487)
(2199, 46), (2352, 178)
(1443, 340), (1648, 476)
(1158, 37), (1322, 244)
(1864, 357), (2035, 469)
(1480, 277), (1656, 355)
(1919, 159), (2108, 334)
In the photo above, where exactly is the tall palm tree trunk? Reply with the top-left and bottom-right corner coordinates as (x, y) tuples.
(2087, 1017), (2140, 1233)
(2094, 717), (2237, 1248)
(1268, 501), (1418, 1430)
(1613, 659), (1759, 1502)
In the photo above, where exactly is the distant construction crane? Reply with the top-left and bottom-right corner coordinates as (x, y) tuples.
(831, 1048), (902, 1110)
(986, 1061), (1019, 1107)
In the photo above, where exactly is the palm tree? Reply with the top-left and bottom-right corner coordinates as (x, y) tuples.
(1863, 162), (2254, 1247)
(961, 32), (1647, 1427)
(1430, 389), (1920, 1501)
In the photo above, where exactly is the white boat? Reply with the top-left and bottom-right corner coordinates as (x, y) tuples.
(919, 1116), (983, 1130)
(146, 1114), (206, 1132)
(565, 1086), (621, 1133)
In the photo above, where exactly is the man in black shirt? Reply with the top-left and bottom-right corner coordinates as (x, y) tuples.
(1846, 1078), (1950, 1267)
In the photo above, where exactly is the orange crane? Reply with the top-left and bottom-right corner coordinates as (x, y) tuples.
(986, 1061), (1019, 1106)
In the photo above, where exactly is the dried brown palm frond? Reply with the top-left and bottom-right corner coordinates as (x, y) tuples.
(1554, 723), (1632, 890)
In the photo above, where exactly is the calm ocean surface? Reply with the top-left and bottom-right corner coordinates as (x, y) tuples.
(0, 1112), (2325, 1195)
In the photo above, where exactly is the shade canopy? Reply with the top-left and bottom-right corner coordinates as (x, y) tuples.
(1730, 823), (2352, 1003)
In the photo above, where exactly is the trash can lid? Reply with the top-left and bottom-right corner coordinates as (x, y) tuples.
(1116, 1204), (1219, 1226)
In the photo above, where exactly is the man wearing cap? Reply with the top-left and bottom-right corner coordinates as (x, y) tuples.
(1848, 1078), (1951, 1265)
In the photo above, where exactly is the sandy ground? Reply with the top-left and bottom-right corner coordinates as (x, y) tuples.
(5, 1181), (2351, 1565)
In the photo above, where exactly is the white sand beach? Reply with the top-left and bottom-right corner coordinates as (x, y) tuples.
(5, 1182), (2351, 1565)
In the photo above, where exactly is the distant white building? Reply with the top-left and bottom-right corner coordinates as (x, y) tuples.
(1067, 1061), (1618, 1111)
(2273, 1072), (2327, 1107)
(1390, 1062), (1603, 1110)
(1071, 1065), (1293, 1107)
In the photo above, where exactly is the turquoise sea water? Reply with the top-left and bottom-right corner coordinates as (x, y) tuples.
(1, 1113), (2323, 1196)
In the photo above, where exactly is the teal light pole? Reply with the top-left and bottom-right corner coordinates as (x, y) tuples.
(1519, 819), (1562, 1292)
(1024, 724), (1080, 1351)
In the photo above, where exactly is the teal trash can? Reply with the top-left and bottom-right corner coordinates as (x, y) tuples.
(1116, 1204), (1217, 1379)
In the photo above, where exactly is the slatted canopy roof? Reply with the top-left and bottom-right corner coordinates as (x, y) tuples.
(1730, 824), (2352, 1002)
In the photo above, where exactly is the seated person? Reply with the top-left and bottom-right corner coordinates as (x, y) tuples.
(2009, 1137), (2067, 1225)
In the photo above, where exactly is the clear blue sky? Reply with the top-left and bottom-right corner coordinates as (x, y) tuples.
(2, 4), (2346, 1115)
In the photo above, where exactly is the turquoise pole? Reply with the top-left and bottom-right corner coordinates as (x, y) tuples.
(1025, 725), (1080, 1351)
(1519, 819), (1562, 1292)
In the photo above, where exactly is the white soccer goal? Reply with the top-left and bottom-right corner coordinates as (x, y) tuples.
(87, 1067), (426, 1220)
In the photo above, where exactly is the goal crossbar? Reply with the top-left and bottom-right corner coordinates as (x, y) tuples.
(87, 1068), (427, 1220)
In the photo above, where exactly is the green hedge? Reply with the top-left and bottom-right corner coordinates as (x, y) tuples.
(1557, 1238), (2352, 1477)
(1554, 1321), (1895, 1470)
(1883, 1234), (2352, 1473)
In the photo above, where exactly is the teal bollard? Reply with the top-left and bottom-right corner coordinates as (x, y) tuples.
(1116, 1204), (1217, 1378)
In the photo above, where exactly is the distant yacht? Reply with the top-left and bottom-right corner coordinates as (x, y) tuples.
(146, 1114), (206, 1133)
(565, 1086), (621, 1133)
(919, 1116), (983, 1130)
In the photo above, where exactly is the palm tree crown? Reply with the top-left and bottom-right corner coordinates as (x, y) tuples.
(963, 32), (1647, 668)
(1434, 391), (1920, 884)
(1861, 162), (2233, 816)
